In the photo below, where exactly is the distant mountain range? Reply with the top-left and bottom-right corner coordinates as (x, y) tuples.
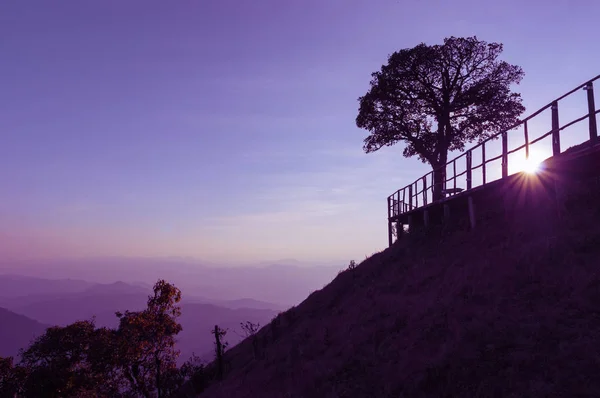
(0, 257), (342, 305)
(0, 273), (97, 296)
(0, 275), (281, 363)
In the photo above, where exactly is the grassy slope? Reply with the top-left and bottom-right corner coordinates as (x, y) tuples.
(187, 174), (600, 398)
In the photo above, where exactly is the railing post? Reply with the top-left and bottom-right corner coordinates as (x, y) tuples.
(422, 176), (427, 205)
(551, 101), (561, 155)
(415, 182), (419, 208)
(466, 150), (472, 190)
(399, 193), (403, 214)
(586, 82), (598, 144)
(501, 131), (508, 178)
(524, 120), (529, 159)
(468, 196), (476, 229)
(387, 196), (393, 247)
(402, 189), (406, 213)
(482, 142), (486, 184)
(387, 196), (391, 219)
(408, 184), (413, 211)
(453, 160), (457, 191)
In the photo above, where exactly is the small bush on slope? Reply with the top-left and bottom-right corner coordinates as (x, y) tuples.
(189, 178), (600, 398)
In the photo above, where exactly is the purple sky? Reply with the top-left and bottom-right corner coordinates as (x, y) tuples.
(1, 0), (598, 264)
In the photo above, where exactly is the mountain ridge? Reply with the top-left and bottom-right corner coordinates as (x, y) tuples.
(0, 307), (49, 359)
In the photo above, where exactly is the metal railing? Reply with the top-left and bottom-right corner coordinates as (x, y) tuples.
(387, 75), (600, 221)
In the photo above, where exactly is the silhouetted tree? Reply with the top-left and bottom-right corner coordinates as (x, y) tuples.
(356, 36), (525, 200)
(211, 325), (228, 380)
(0, 356), (27, 397)
(240, 321), (260, 359)
(0, 280), (199, 397)
(115, 279), (183, 398)
(348, 260), (357, 270)
(177, 353), (207, 394)
(16, 320), (120, 397)
(0, 356), (14, 396)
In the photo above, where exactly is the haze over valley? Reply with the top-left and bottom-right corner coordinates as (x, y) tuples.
(0, 259), (340, 363)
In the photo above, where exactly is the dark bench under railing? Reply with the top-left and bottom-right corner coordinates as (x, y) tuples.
(442, 188), (464, 197)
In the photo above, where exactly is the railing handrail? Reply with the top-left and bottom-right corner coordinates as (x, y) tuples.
(387, 74), (600, 218)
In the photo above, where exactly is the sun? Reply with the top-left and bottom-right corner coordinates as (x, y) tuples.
(514, 149), (548, 174)
(522, 156), (542, 174)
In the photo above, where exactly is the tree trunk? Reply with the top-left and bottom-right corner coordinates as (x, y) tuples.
(156, 356), (162, 398)
(432, 162), (447, 202)
(214, 325), (223, 381)
(432, 121), (449, 202)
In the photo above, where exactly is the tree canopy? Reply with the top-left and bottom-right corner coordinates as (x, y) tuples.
(0, 279), (207, 398)
(115, 279), (183, 397)
(356, 36), (525, 199)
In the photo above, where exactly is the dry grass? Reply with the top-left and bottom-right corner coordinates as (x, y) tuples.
(183, 175), (600, 398)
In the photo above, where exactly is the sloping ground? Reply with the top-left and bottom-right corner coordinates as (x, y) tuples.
(183, 171), (600, 397)
(0, 307), (49, 358)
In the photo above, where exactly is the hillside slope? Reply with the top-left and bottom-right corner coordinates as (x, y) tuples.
(184, 171), (600, 397)
(0, 307), (49, 358)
